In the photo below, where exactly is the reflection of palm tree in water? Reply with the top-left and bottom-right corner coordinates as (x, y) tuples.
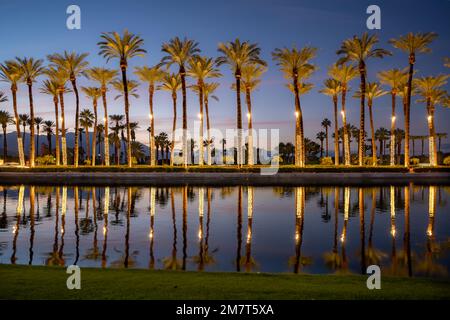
(102, 187), (110, 268)
(235, 186), (243, 272)
(339, 187), (350, 273)
(323, 187), (342, 271)
(196, 187), (205, 271)
(149, 187), (156, 269)
(11, 185), (24, 264)
(84, 188), (101, 263)
(124, 187), (132, 268)
(28, 186), (36, 265)
(404, 185), (413, 277)
(163, 189), (182, 270)
(290, 187), (305, 274)
(359, 188), (366, 274)
(182, 186), (188, 270)
(1, 189), (7, 230)
(74, 187), (80, 265)
(365, 189), (387, 266)
(242, 186), (257, 272)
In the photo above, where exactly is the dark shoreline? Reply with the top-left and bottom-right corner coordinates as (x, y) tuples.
(2, 171), (450, 186)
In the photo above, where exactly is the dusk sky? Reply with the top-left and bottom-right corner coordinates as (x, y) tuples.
(1, 0), (449, 147)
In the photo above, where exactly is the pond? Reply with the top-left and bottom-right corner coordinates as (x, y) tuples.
(0, 185), (449, 277)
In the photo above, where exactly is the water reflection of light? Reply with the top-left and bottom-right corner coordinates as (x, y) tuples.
(61, 228), (64, 234)
(198, 187), (204, 217)
(390, 227), (396, 238)
(344, 187), (350, 221)
(247, 230), (252, 243)
(12, 225), (17, 234)
(102, 226), (107, 236)
(340, 233), (345, 243)
(150, 187), (156, 217)
(103, 187), (110, 216)
(149, 230), (154, 239)
(427, 228), (433, 237)
(198, 229), (202, 240)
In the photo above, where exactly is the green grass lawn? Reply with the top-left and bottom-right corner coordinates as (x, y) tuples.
(1, 265), (449, 300)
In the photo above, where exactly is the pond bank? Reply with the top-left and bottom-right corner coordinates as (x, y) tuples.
(1, 171), (449, 186)
(1, 265), (448, 300)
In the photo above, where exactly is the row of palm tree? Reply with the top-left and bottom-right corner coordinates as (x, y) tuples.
(1, 31), (449, 168)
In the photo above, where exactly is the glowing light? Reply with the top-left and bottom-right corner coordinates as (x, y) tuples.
(295, 230), (300, 242)
(12, 225), (17, 234)
(427, 228), (433, 237)
(247, 112), (251, 119)
(391, 116), (396, 123)
(61, 227), (65, 234)
(60, 116), (63, 122)
(197, 113), (202, 119)
(149, 113), (153, 120)
(427, 115), (432, 122)
(102, 226), (107, 236)
(198, 229), (202, 240)
(340, 233), (345, 243)
(391, 227), (396, 238)
(103, 117), (107, 123)
(295, 111), (299, 118)
(247, 231), (252, 243)
(149, 230), (154, 239)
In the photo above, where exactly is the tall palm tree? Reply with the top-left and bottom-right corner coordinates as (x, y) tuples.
(321, 118), (331, 157)
(203, 82), (219, 166)
(410, 135), (419, 156)
(389, 32), (438, 167)
(414, 75), (448, 166)
(272, 46), (316, 167)
(218, 39), (266, 167)
(47, 51), (89, 167)
(0, 110), (13, 160)
(134, 65), (164, 166)
(15, 57), (45, 167)
(45, 67), (71, 166)
(0, 62), (25, 166)
(40, 80), (61, 165)
(79, 109), (94, 163)
(161, 37), (200, 167)
(98, 30), (146, 167)
(375, 127), (390, 158)
(337, 32), (391, 166)
(436, 133), (447, 153)
(81, 87), (101, 166)
(188, 56), (222, 166)
(232, 63), (266, 165)
(19, 114), (29, 146)
(354, 82), (387, 166)
(159, 73), (181, 166)
(316, 131), (326, 158)
(329, 64), (359, 165)
(42, 120), (54, 156)
(320, 79), (341, 165)
(85, 67), (118, 166)
(378, 68), (409, 166)
(34, 117), (43, 157)
(109, 114), (124, 164)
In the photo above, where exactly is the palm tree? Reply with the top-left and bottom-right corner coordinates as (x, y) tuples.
(109, 114), (124, 164)
(337, 32), (392, 166)
(410, 135), (419, 156)
(188, 56), (222, 166)
(162, 37), (200, 167)
(321, 118), (331, 157)
(329, 64), (359, 165)
(79, 109), (94, 163)
(316, 131), (326, 158)
(231, 63), (266, 165)
(389, 32), (438, 167)
(320, 79), (341, 165)
(418, 135), (427, 156)
(354, 82), (387, 165)
(0, 110), (13, 160)
(375, 127), (390, 158)
(15, 57), (45, 167)
(47, 51), (89, 167)
(34, 117), (43, 157)
(203, 82), (219, 165)
(395, 129), (406, 162)
(221, 138), (227, 164)
(40, 80), (61, 165)
(96, 123), (104, 160)
(218, 39), (266, 167)
(378, 68), (409, 166)
(45, 67), (71, 166)
(99, 30), (146, 167)
(42, 120), (54, 156)
(414, 75), (448, 166)
(159, 72), (181, 166)
(272, 46), (317, 167)
(0, 62), (25, 166)
(19, 114), (29, 145)
(85, 67), (118, 166)
(134, 65), (164, 166)
(81, 87), (101, 166)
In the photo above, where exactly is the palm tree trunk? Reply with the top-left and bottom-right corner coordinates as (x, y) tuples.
(11, 88), (25, 166)
(358, 62), (366, 166)
(120, 66), (132, 167)
(2, 127), (7, 160)
(404, 58), (414, 168)
(170, 93), (177, 166)
(85, 125), (90, 163)
(235, 71), (243, 167)
(198, 81), (204, 166)
(36, 126), (40, 158)
(368, 101), (376, 166)
(149, 84), (156, 166)
(427, 100), (437, 166)
(205, 96), (212, 166)
(180, 66), (188, 167)
(53, 96), (60, 165)
(245, 88), (254, 166)
(27, 82), (36, 167)
(293, 74), (304, 167)
(333, 95), (339, 165)
(341, 88), (351, 165)
(71, 77), (81, 167)
(92, 98), (98, 166)
(59, 91), (67, 166)
(101, 89), (110, 166)
(47, 133), (51, 156)
(390, 93), (396, 166)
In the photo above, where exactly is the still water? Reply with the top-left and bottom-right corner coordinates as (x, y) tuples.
(0, 185), (449, 277)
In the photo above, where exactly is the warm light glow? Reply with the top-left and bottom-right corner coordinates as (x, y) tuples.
(391, 227), (396, 238)
(198, 229), (202, 240)
(295, 111), (299, 118)
(60, 116), (63, 122)
(247, 112), (251, 119)
(61, 227), (65, 234)
(12, 225), (17, 234)
(427, 115), (432, 122)
(427, 228), (433, 237)
(391, 116), (396, 123)
(341, 110), (345, 118)
(149, 230), (154, 239)
(340, 233), (345, 243)
(149, 113), (153, 120)
(246, 231), (252, 243)
(198, 113), (202, 119)
(103, 226), (107, 236)
(103, 117), (107, 123)
(295, 230), (300, 242)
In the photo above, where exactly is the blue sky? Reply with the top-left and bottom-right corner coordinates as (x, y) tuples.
(1, 0), (449, 146)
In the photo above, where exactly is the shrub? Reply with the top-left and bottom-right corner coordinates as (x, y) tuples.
(36, 155), (56, 165)
(410, 157), (420, 165)
(363, 157), (380, 166)
(320, 157), (333, 165)
(131, 157), (138, 165)
(443, 156), (450, 166)
(84, 159), (91, 166)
